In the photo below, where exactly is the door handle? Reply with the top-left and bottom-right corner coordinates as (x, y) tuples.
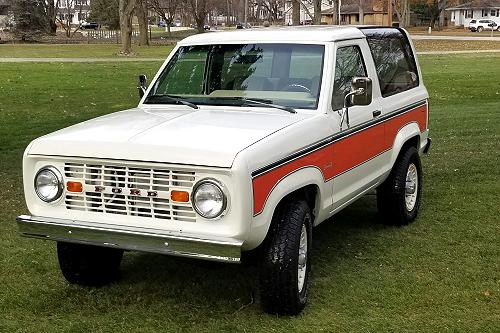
(373, 110), (382, 118)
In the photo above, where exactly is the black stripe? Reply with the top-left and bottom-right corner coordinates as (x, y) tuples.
(251, 100), (426, 178)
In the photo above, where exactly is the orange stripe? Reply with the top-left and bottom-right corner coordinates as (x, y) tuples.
(252, 104), (428, 216)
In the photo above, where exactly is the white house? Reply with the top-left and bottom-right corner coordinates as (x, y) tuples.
(57, 0), (91, 26)
(446, 0), (500, 27)
(0, 0), (10, 28)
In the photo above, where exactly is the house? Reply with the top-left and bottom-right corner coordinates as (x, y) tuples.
(57, 0), (92, 26)
(322, 0), (390, 25)
(446, 0), (500, 27)
(282, 0), (390, 26)
(0, 0), (10, 28)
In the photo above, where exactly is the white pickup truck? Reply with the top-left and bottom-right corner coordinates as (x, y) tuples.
(18, 26), (430, 315)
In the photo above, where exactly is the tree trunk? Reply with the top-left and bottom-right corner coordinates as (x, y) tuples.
(46, 0), (58, 34)
(292, 0), (300, 25)
(135, 0), (149, 46)
(358, 0), (364, 24)
(331, 0), (338, 25)
(119, 0), (136, 55)
(313, 0), (321, 25)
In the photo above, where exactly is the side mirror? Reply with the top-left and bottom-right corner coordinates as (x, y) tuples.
(350, 77), (372, 106)
(339, 77), (373, 129)
(138, 74), (147, 98)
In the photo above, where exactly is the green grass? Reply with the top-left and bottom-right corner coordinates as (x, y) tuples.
(0, 44), (174, 58)
(0, 54), (499, 332)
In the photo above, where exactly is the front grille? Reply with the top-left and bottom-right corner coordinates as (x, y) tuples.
(63, 161), (197, 222)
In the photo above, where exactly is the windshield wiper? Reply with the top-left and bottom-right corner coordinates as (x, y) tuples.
(144, 94), (199, 109)
(217, 97), (296, 114)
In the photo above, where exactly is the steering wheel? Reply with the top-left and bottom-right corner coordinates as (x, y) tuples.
(282, 84), (312, 94)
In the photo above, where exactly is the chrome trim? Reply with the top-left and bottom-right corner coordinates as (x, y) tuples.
(191, 178), (229, 219)
(34, 166), (64, 203)
(16, 215), (242, 263)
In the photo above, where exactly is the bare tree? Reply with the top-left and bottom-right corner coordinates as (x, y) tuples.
(392, 0), (410, 27)
(56, 0), (83, 38)
(135, 0), (149, 45)
(187, 0), (209, 32)
(313, 0), (321, 24)
(150, 0), (180, 36)
(119, 0), (136, 54)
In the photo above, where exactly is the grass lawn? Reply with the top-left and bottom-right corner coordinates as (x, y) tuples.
(0, 54), (499, 332)
(0, 44), (174, 58)
(0, 38), (499, 59)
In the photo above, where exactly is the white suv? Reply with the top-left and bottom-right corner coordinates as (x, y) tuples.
(17, 26), (430, 315)
(469, 19), (499, 31)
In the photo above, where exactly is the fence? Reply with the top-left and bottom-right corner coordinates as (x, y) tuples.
(86, 29), (140, 44)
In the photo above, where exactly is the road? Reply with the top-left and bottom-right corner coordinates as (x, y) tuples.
(410, 34), (500, 41)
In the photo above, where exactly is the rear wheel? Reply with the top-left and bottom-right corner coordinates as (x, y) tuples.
(259, 198), (312, 315)
(377, 146), (422, 226)
(57, 242), (123, 287)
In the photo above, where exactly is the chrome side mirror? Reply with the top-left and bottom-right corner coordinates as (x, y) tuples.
(350, 77), (372, 106)
(138, 74), (147, 98)
(339, 77), (373, 129)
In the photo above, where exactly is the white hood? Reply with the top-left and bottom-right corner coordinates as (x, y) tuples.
(28, 107), (309, 167)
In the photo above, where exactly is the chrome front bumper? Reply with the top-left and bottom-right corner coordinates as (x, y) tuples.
(17, 215), (243, 263)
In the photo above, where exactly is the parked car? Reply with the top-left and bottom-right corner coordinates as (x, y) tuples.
(80, 21), (99, 30)
(158, 20), (166, 28)
(236, 22), (251, 29)
(469, 19), (499, 32)
(17, 26), (430, 315)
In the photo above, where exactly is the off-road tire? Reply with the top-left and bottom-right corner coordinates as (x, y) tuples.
(377, 146), (422, 226)
(259, 198), (312, 315)
(57, 242), (123, 287)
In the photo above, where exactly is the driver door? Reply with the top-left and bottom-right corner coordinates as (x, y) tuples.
(329, 40), (385, 212)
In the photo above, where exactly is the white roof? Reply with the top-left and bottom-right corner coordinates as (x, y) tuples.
(178, 26), (367, 45)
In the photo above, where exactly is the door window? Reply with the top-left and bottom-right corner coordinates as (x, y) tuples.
(332, 46), (367, 110)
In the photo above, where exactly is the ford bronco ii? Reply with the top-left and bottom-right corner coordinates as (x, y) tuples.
(18, 26), (430, 315)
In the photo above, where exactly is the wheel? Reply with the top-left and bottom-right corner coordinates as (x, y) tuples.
(377, 146), (422, 226)
(259, 198), (312, 315)
(477, 26), (483, 32)
(57, 242), (123, 287)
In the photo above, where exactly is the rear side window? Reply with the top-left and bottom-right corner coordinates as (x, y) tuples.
(361, 28), (419, 97)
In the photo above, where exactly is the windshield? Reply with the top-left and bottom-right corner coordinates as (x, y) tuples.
(145, 43), (325, 110)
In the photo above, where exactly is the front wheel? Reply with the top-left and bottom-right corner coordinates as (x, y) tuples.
(377, 146), (422, 225)
(259, 198), (312, 315)
(57, 242), (123, 287)
(477, 26), (484, 32)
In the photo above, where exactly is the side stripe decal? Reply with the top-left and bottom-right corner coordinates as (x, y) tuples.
(251, 101), (428, 216)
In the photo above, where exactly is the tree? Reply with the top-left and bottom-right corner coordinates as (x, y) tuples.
(292, 0), (300, 25)
(150, 0), (180, 36)
(11, 0), (49, 39)
(45, 0), (58, 34)
(412, 0), (454, 28)
(135, 0), (149, 46)
(89, 0), (120, 29)
(358, 0), (364, 24)
(119, 0), (136, 54)
(392, 0), (410, 27)
(187, 0), (209, 32)
(56, 0), (84, 38)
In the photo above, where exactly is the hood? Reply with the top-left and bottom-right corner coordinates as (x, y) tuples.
(28, 107), (309, 167)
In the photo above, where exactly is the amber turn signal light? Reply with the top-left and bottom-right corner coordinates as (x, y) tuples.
(66, 181), (83, 193)
(171, 190), (189, 203)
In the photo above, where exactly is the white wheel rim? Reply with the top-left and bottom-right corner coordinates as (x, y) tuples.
(405, 163), (418, 211)
(297, 224), (307, 293)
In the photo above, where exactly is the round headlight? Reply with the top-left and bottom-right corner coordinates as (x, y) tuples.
(192, 179), (227, 219)
(34, 166), (64, 203)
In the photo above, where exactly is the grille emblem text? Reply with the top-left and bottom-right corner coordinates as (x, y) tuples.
(147, 191), (158, 197)
(112, 188), (122, 194)
(95, 186), (105, 192)
(130, 189), (141, 196)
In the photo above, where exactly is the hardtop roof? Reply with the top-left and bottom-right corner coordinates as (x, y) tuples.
(178, 25), (372, 45)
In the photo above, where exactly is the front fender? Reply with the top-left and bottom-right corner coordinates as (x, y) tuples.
(244, 167), (326, 251)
